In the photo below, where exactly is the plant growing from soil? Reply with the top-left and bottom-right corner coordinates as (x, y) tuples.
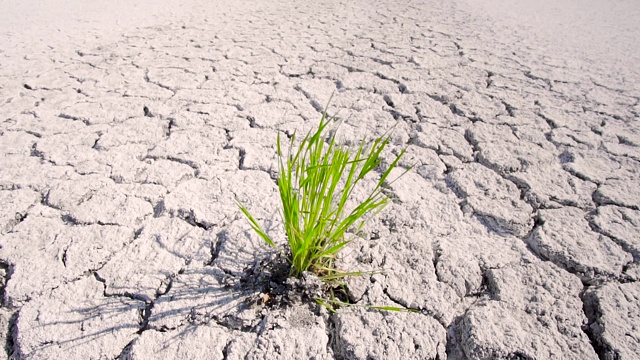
(237, 100), (408, 287)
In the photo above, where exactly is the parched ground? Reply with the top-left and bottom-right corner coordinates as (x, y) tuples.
(1, 0), (639, 359)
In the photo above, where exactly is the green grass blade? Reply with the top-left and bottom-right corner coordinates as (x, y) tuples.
(235, 197), (275, 247)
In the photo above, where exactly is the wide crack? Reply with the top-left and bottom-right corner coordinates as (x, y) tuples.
(0, 262), (13, 308)
(580, 286), (611, 360)
(5, 311), (19, 360)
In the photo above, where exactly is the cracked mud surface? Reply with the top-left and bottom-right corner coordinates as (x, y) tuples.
(1, 0), (639, 358)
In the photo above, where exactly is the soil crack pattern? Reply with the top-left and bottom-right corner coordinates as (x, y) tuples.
(1, 0), (639, 358)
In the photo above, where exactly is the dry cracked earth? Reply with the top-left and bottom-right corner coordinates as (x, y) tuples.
(1, 0), (639, 359)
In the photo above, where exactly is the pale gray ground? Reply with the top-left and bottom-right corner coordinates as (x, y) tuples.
(0, 0), (639, 359)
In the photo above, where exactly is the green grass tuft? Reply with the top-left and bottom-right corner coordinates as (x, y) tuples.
(237, 99), (409, 282)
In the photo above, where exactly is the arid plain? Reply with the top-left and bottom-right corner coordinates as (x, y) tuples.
(1, 0), (639, 358)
